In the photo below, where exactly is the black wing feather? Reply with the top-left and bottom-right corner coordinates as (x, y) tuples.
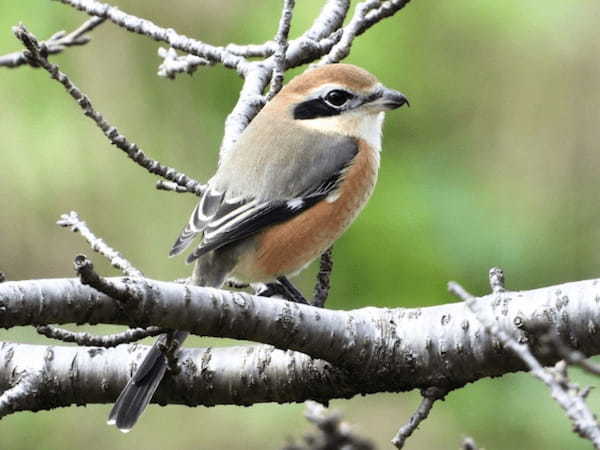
(169, 189), (225, 257)
(185, 170), (346, 263)
(171, 140), (359, 262)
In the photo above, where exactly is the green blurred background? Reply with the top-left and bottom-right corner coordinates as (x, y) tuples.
(2, 1), (600, 449)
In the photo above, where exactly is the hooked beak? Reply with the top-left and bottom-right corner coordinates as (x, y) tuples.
(379, 87), (409, 110)
(366, 86), (409, 112)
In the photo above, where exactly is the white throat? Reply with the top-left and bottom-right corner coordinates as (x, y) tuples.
(298, 111), (385, 151)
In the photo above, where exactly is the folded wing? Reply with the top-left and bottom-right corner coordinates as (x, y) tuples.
(169, 138), (359, 263)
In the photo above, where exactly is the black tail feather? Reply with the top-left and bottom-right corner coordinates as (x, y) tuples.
(108, 331), (188, 432)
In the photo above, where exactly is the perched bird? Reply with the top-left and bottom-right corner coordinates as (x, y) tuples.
(108, 63), (408, 432)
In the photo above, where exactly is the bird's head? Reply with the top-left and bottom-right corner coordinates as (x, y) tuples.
(272, 63), (408, 149)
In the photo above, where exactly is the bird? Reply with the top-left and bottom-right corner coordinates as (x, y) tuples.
(107, 63), (408, 432)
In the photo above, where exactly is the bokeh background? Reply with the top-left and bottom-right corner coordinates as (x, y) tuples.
(2, 1), (600, 449)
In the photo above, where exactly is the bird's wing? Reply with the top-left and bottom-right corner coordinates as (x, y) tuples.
(168, 188), (224, 257)
(169, 138), (358, 263)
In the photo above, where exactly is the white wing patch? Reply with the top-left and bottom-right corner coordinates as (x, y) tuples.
(286, 198), (305, 211)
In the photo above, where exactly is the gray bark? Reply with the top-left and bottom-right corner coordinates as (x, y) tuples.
(2, 276), (600, 412)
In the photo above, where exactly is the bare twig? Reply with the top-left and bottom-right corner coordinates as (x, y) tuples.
(219, 66), (270, 159)
(540, 329), (600, 376)
(303, 0), (350, 41)
(357, 0), (412, 35)
(35, 324), (165, 347)
(155, 179), (201, 194)
(267, 0), (295, 100)
(73, 255), (137, 306)
(157, 47), (214, 79)
(49, 0), (410, 159)
(226, 41), (277, 58)
(447, 281), (475, 301)
(318, 0), (381, 65)
(12, 24), (205, 194)
(312, 246), (334, 308)
(568, 355), (600, 377)
(282, 401), (374, 450)
(391, 387), (448, 449)
(54, 212), (151, 345)
(54, 0), (245, 70)
(0, 17), (104, 68)
(459, 275), (600, 448)
(57, 211), (143, 277)
(488, 266), (505, 293)
(317, 0), (412, 66)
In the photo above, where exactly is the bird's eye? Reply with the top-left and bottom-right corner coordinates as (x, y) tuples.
(324, 90), (353, 108)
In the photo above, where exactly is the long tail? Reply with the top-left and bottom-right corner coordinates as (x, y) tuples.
(107, 330), (189, 432)
(108, 248), (234, 432)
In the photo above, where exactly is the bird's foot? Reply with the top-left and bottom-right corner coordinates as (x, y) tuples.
(276, 276), (310, 305)
(255, 277), (310, 305)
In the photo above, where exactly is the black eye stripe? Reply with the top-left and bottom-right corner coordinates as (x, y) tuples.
(293, 98), (341, 120)
(292, 88), (390, 120)
(293, 89), (357, 120)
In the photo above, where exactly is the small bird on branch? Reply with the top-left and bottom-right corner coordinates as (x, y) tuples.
(108, 63), (408, 432)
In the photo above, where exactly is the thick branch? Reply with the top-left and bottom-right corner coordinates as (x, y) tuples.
(0, 342), (350, 414)
(3, 276), (600, 412)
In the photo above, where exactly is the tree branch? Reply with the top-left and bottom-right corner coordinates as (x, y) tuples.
(541, 330), (600, 376)
(25, 0), (410, 178)
(312, 246), (334, 308)
(0, 17), (104, 68)
(35, 325), (165, 347)
(450, 272), (600, 448)
(12, 24), (205, 194)
(57, 211), (143, 277)
(54, 0), (246, 70)
(318, 0), (381, 65)
(0, 341), (348, 415)
(157, 46), (214, 80)
(3, 275), (600, 414)
(391, 387), (448, 449)
(0, 372), (40, 419)
(219, 0), (405, 157)
(267, 0), (296, 100)
(282, 401), (375, 450)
